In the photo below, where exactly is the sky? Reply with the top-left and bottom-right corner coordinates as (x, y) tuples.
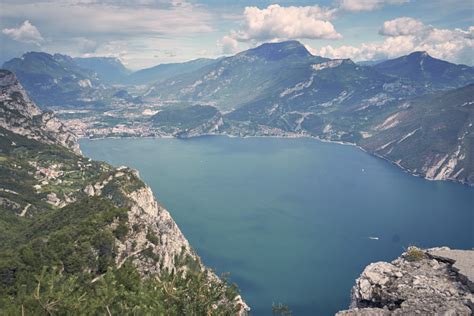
(0, 0), (473, 70)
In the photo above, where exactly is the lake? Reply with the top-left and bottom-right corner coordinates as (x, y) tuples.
(80, 136), (474, 315)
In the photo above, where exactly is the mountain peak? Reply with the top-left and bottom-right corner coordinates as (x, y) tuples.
(407, 51), (431, 59)
(242, 40), (311, 60)
(19, 51), (54, 61)
(375, 50), (474, 88)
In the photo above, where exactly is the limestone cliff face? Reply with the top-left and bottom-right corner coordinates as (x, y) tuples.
(85, 167), (196, 274)
(121, 184), (192, 273)
(84, 167), (249, 314)
(337, 247), (474, 315)
(0, 69), (81, 154)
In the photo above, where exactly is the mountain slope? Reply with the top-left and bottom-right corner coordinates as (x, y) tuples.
(0, 69), (81, 154)
(146, 41), (332, 111)
(0, 69), (248, 314)
(225, 58), (402, 129)
(147, 42), (442, 115)
(74, 56), (131, 84)
(360, 84), (474, 185)
(146, 45), (473, 115)
(127, 58), (217, 85)
(2, 53), (135, 109)
(2, 52), (102, 107)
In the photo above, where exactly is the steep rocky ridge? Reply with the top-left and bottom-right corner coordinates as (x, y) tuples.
(0, 69), (248, 314)
(0, 69), (81, 154)
(337, 247), (474, 315)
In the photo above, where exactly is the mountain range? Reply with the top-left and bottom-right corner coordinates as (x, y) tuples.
(2, 41), (473, 185)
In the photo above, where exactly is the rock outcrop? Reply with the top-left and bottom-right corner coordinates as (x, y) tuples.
(120, 184), (194, 273)
(337, 247), (474, 315)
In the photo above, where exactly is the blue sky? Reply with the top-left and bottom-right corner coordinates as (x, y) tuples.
(1, 0), (472, 69)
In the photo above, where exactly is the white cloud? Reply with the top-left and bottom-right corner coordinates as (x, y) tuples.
(219, 35), (239, 54)
(379, 17), (426, 36)
(229, 4), (341, 43)
(0, 0), (215, 68)
(2, 20), (43, 45)
(312, 18), (474, 65)
(339, 0), (409, 12)
(0, 1), (213, 37)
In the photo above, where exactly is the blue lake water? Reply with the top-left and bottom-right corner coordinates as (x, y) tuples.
(80, 136), (474, 315)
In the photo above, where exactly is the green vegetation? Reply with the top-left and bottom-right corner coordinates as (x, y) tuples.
(0, 129), (241, 314)
(151, 105), (219, 131)
(146, 230), (160, 245)
(0, 262), (240, 315)
(405, 246), (427, 262)
(0, 161), (241, 315)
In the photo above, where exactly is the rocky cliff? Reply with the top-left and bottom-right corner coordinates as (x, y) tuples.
(337, 247), (474, 315)
(0, 69), (248, 314)
(0, 69), (81, 154)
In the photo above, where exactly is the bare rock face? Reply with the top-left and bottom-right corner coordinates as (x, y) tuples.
(428, 248), (474, 293)
(337, 247), (474, 315)
(115, 180), (195, 274)
(0, 69), (81, 154)
(88, 167), (250, 314)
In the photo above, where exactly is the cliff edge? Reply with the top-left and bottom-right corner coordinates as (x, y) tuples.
(337, 247), (474, 315)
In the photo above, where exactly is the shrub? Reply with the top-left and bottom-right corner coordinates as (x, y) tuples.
(146, 230), (159, 245)
(405, 246), (426, 262)
(113, 222), (129, 241)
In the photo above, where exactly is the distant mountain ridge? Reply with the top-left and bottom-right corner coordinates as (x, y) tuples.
(74, 56), (131, 84)
(3, 41), (474, 185)
(2, 52), (144, 108)
(145, 41), (331, 111)
(241, 40), (313, 60)
(3, 52), (107, 108)
(145, 42), (474, 114)
(375, 51), (474, 89)
(126, 58), (218, 85)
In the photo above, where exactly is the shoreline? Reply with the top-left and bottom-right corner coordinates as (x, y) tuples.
(78, 132), (473, 188)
